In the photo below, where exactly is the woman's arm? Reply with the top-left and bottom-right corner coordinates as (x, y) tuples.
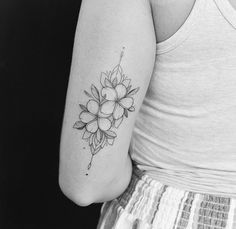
(59, 0), (156, 206)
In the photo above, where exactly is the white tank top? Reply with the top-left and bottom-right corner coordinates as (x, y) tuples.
(130, 0), (236, 198)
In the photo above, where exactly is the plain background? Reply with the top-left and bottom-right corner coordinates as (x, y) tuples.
(2, 0), (102, 228)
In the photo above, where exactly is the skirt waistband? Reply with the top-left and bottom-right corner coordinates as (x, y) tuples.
(118, 165), (236, 228)
(97, 165), (236, 229)
(132, 164), (236, 199)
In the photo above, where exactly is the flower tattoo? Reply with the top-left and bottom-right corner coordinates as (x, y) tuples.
(73, 48), (140, 175)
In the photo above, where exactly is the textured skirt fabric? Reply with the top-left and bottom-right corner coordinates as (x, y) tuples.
(96, 165), (236, 229)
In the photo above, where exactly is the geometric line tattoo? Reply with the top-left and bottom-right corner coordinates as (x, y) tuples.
(73, 47), (140, 175)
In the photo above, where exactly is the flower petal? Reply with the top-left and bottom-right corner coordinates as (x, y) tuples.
(100, 101), (116, 115)
(86, 100), (99, 114)
(98, 117), (112, 131)
(101, 87), (117, 100)
(79, 111), (96, 123)
(113, 103), (124, 120)
(98, 109), (111, 118)
(86, 120), (98, 133)
(119, 97), (134, 109)
(115, 84), (127, 99)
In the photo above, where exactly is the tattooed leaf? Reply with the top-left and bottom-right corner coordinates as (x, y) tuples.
(96, 129), (102, 142)
(96, 135), (101, 148)
(114, 116), (123, 128)
(99, 134), (106, 148)
(111, 65), (122, 83)
(110, 118), (115, 127)
(128, 106), (135, 112)
(107, 138), (114, 145)
(124, 109), (128, 118)
(122, 79), (131, 87)
(89, 134), (94, 145)
(120, 74), (125, 82)
(126, 85), (132, 93)
(92, 134), (97, 149)
(127, 87), (140, 96)
(79, 104), (87, 111)
(112, 77), (118, 87)
(105, 78), (113, 88)
(91, 84), (100, 101)
(93, 146), (101, 155)
(82, 130), (92, 139)
(131, 87), (140, 95)
(100, 72), (107, 87)
(101, 138), (106, 148)
(112, 65), (123, 75)
(73, 121), (86, 130)
(90, 145), (95, 154)
(84, 90), (93, 98)
(107, 71), (112, 80)
(105, 130), (117, 138)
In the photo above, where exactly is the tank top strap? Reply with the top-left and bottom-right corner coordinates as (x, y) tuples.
(213, 0), (236, 29)
(156, 0), (207, 55)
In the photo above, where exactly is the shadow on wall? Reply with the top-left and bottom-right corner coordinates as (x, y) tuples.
(2, 0), (102, 228)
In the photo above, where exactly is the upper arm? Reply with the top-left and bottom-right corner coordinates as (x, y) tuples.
(59, 0), (156, 205)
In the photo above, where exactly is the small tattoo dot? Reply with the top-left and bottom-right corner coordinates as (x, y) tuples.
(86, 173), (88, 176)
(83, 147), (85, 149)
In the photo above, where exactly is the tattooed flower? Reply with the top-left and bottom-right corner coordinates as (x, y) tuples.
(73, 48), (140, 173)
(79, 99), (112, 133)
(100, 84), (134, 121)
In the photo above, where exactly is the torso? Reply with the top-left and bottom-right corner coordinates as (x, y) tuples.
(131, 0), (236, 197)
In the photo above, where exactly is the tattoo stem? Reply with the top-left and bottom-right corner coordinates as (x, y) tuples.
(116, 47), (125, 77)
(86, 155), (94, 176)
(87, 154), (94, 170)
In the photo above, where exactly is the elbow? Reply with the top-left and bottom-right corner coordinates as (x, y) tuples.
(58, 145), (94, 207)
(58, 172), (93, 207)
